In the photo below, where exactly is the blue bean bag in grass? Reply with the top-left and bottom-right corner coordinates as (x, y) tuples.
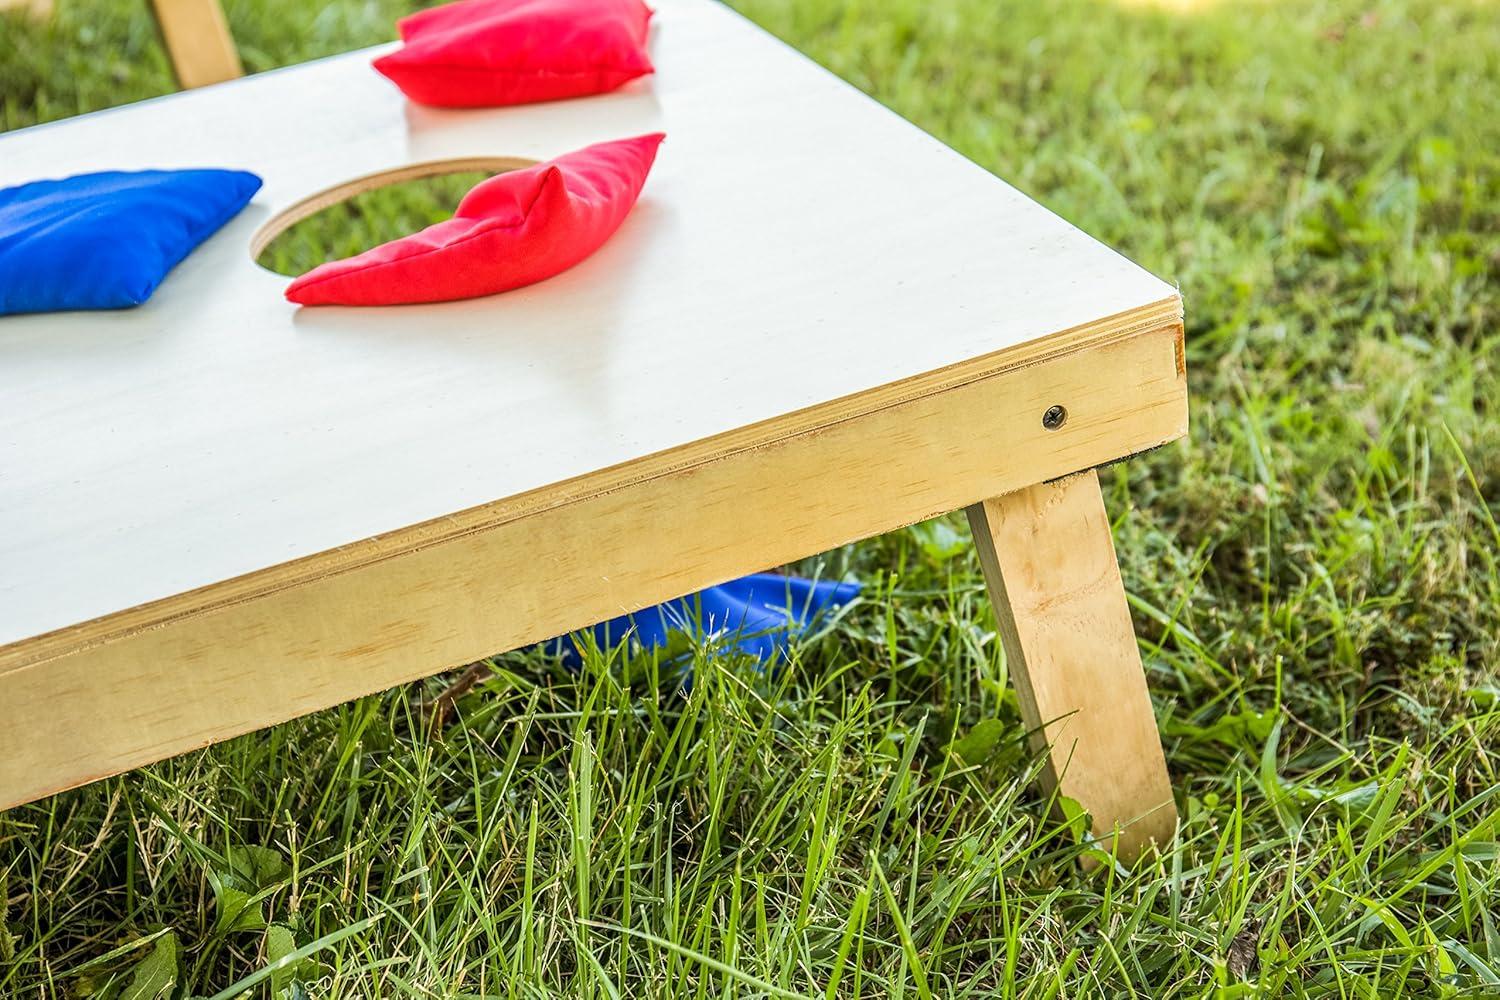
(0, 168), (262, 316)
(556, 572), (861, 666)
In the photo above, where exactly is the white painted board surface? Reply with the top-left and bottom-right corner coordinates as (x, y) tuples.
(0, 0), (1176, 647)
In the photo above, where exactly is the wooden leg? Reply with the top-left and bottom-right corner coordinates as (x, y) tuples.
(966, 469), (1175, 860)
(149, 0), (243, 90)
(0, 0), (52, 19)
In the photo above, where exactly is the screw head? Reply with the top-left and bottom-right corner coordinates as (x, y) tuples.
(1042, 404), (1068, 430)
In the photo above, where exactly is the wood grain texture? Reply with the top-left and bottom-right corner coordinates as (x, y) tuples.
(967, 471), (1177, 860)
(0, 0), (1179, 652)
(0, 324), (1187, 809)
(149, 0), (243, 89)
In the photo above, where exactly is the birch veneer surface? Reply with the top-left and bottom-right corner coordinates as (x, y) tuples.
(0, 0), (1178, 656)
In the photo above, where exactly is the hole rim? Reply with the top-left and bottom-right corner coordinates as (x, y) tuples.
(249, 155), (542, 263)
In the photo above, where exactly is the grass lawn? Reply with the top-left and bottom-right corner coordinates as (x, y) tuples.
(2, 0), (1499, 996)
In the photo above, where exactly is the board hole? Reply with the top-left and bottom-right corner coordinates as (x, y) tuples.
(252, 157), (540, 277)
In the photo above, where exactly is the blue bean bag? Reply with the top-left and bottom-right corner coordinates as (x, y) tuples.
(557, 572), (860, 666)
(0, 168), (262, 317)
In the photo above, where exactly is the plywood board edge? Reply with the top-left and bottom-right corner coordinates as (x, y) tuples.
(0, 296), (1183, 673)
(0, 322), (1187, 808)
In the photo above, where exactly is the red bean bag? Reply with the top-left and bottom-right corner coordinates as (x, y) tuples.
(373, 0), (655, 108)
(285, 133), (664, 307)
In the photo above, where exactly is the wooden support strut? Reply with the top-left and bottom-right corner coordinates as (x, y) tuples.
(150, 0), (243, 89)
(0, 0), (53, 20)
(967, 470), (1176, 860)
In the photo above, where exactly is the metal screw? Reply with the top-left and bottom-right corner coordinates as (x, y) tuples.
(1042, 404), (1068, 430)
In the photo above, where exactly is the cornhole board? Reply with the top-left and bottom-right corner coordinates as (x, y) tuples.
(0, 0), (1187, 858)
